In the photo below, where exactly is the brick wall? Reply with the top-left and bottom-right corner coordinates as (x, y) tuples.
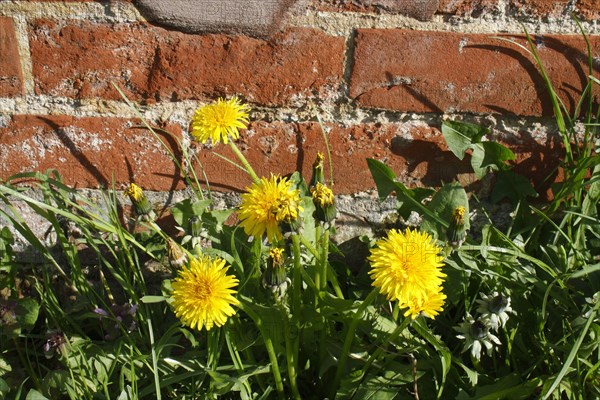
(1, 0), (599, 197)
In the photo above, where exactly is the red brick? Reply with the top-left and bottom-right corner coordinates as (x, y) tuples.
(0, 17), (23, 97)
(311, 0), (438, 20)
(0, 115), (184, 191)
(437, 0), (499, 15)
(29, 19), (344, 105)
(189, 121), (561, 195)
(577, 0), (600, 19)
(350, 29), (600, 116)
(510, 0), (569, 16)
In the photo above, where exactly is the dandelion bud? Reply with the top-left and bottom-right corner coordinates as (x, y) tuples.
(124, 183), (154, 219)
(262, 247), (290, 299)
(188, 215), (203, 238)
(446, 206), (467, 249)
(311, 182), (337, 223)
(308, 152), (326, 189)
(166, 238), (187, 269)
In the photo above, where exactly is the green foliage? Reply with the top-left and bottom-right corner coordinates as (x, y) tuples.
(1, 20), (599, 400)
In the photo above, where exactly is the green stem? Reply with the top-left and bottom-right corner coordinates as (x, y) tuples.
(332, 289), (379, 395)
(362, 317), (411, 374)
(314, 224), (323, 294)
(147, 317), (162, 400)
(229, 141), (260, 184)
(238, 300), (285, 399)
(281, 305), (302, 400)
(320, 229), (330, 291)
(290, 234), (303, 397)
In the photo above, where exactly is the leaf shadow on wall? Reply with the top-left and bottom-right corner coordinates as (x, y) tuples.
(40, 117), (110, 188)
(389, 136), (474, 188)
(468, 36), (600, 116)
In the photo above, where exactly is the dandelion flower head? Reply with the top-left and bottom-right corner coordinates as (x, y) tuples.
(452, 206), (466, 224)
(191, 96), (250, 144)
(369, 228), (445, 306)
(170, 256), (240, 331)
(402, 290), (447, 320)
(238, 175), (302, 242)
(311, 182), (334, 207)
(124, 183), (144, 203)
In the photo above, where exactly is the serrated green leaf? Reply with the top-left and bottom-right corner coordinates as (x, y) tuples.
(442, 121), (489, 160)
(470, 142), (515, 179)
(367, 158), (399, 201)
(170, 199), (212, 227)
(492, 170), (538, 203)
(421, 182), (469, 240)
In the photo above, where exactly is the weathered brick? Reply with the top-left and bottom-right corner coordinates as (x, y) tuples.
(350, 29), (600, 116)
(29, 19), (344, 105)
(437, 0), (499, 16)
(510, 0), (569, 16)
(0, 115), (183, 191)
(577, 0), (600, 19)
(0, 17), (23, 97)
(311, 0), (439, 20)
(190, 121), (559, 195)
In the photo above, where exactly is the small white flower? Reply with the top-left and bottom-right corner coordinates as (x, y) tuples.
(455, 314), (501, 361)
(476, 291), (513, 331)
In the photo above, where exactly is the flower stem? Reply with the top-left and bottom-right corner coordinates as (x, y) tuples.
(229, 141), (260, 184)
(332, 288), (378, 395)
(290, 234), (303, 398)
(320, 229), (330, 291)
(238, 300), (286, 399)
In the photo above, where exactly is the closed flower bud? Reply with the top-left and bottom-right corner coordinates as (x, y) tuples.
(124, 183), (154, 220)
(262, 247), (290, 299)
(188, 215), (203, 238)
(308, 152), (326, 189)
(166, 238), (187, 269)
(311, 182), (337, 223)
(446, 206), (467, 249)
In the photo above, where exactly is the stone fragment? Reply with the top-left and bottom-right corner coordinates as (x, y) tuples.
(134, 0), (309, 38)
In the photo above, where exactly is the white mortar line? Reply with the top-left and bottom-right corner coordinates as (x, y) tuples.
(12, 15), (34, 96)
(290, 10), (600, 36)
(0, 1), (142, 22)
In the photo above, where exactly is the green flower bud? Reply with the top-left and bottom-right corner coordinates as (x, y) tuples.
(308, 152), (326, 189)
(446, 206), (467, 249)
(124, 183), (154, 219)
(311, 182), (337, 223)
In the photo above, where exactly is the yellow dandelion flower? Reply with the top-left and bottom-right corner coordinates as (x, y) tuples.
(368, 228), (445, 304)
(269, 247), (285, 267)
(311, 182), (334, 207)
(452, 206), (466, 223)
(401, 290), (447, 320)
(170, 256), (240, 331)
(190, 96), (250, 144)
(124, 183), (144, 203)
(238, 175), (302, 242)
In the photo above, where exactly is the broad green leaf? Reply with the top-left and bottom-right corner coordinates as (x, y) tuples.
(140, 295), (167, 303)
(457, 374), (541, 400)
(421, 182), (469, 240)
(368, 159), (445, 224)
(470, 142), (515, 179)
(170, 198), (212, 227)
(367, 158), (399, 201)
(441, 121), (489, 160)
(492, 170), (538, 203)
(16, 298), (40, 332)
(25, 389), (50, 400)
(0, 378), (8, 396)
